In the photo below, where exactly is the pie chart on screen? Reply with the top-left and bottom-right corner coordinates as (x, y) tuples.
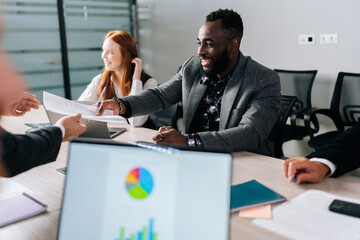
(126, 167), (154, 199)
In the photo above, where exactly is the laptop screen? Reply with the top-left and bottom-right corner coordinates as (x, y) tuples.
(58, 140), (232, 240)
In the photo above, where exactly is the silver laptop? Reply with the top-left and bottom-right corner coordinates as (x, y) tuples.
(57, 139), (232, 240)
(45, 109), (126, 139)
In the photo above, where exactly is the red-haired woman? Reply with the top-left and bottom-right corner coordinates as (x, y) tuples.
(78, 30), (157, 127)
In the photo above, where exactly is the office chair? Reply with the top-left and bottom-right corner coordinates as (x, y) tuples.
(149, 65), (184, 130)
(268, 95), (298, 159)
(274, 69), (319, 143)
(150, 104), (179, 130)
(304, 72), (360, 150)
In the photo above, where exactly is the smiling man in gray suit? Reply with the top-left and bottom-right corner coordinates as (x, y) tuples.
(98, 9), (281, 155)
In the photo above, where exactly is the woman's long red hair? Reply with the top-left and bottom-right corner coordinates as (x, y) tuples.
(97, 30), (145, 100)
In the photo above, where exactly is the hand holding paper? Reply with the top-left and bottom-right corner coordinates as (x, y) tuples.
(43, 91), (127, 123)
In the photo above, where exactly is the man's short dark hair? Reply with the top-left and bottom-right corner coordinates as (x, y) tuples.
(206, 9), (243, 40)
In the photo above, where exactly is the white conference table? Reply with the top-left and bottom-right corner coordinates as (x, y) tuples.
(0, 106), (359, 240)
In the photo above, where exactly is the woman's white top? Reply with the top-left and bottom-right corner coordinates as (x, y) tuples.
(78, 74), (158, 126)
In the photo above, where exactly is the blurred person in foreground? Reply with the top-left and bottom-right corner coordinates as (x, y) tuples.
(0, 20), (86, 177)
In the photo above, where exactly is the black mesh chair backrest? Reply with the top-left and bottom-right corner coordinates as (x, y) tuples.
(150, 104), (179, 130)
(275, 69), (317, 111)
(279, 95), (298, 124)
(268, 95), (297, 158)
(270, 95), (298, 137)
(331, 72), (360, 126)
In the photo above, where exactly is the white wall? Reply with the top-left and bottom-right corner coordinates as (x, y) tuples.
(137, 0), (360, 156)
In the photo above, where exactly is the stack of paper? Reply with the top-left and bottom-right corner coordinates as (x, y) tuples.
(253, 190), (360, 239)
(43, 91), (127, 123)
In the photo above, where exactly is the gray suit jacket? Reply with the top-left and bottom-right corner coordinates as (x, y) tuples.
(125, 52), (281, 155)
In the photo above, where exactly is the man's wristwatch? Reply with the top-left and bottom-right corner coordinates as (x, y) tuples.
(187, 133), (196, 147)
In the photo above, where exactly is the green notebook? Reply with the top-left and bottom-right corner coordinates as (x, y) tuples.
(230, 179), (286, 212)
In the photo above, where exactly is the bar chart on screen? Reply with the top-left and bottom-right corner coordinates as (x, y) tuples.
(114, 218), (158, 240)
(100, 151), (177, 240)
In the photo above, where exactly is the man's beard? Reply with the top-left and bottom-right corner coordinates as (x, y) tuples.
(203, 48), (229, 78)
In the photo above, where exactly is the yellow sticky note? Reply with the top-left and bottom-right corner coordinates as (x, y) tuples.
(238, 204), (272, 219)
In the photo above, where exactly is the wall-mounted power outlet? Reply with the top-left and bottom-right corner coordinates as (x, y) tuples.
(320, 33), (338, 44)
(299, 34), (315, 45)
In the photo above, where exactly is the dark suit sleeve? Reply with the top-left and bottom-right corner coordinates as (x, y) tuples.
(1, 127), (62, 176)
(306, 125), (360, 177)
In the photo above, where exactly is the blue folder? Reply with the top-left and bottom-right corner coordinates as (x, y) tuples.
(230, 179), (286, 212)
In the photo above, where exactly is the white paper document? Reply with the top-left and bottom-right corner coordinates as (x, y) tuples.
(0, 193), (47, 228)
(43, 91), (127, 123)
(0, 178), (33, 200)
(253, 190), (360, 240)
